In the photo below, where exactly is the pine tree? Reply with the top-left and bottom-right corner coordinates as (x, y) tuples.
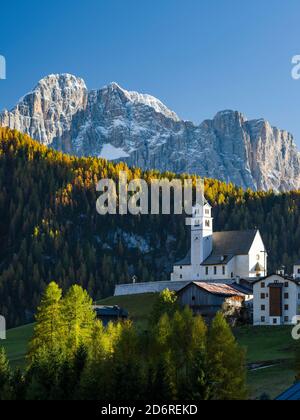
(207, 312), (248, 400)
(181, 315), (209, 400)
(153, 314), (178, 400)
(29, 282), (65, 361)
(62, 285), (96, 354)
(0, 348), (12, 400)
(10, 368), (26, 401)
(150, 289), (178, 325)
(110, 321), (143, 400)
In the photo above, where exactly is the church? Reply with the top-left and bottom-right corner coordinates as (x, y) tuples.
(171, 201), (268, 282)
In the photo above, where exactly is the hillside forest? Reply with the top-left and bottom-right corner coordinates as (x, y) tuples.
(0, 128), (300, 327)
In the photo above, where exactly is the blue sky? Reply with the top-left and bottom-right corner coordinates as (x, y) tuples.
(1, 0), (300, 142)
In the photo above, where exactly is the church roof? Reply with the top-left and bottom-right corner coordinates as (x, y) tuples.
(174, 230), (259, 267)
(202, 254), (234, 266)
(201, 230), (258, 266)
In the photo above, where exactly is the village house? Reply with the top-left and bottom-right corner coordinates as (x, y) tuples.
(253, 272), (300, 326)
(93, 305), (128, 326)
(177, 281), (253, 322)
(171, 201), (267, 282)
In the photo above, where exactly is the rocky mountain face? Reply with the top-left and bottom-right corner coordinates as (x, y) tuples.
(1, 73), (300, 191)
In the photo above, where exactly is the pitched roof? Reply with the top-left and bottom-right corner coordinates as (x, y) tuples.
(179, 282), (247, 298)
(93, 305), (128, 318)
(201, 254), (234, 266)
(201, 230), (258, 266)
(231, 282), (253, 295)
(276, 382), (300, 400)
(174, 230), (259, 267)
(251, 274), (300, 286)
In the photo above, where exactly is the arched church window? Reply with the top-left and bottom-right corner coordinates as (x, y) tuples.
(205, 220), (210, 227)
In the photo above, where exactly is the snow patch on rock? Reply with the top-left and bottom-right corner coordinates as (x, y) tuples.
(99, 144), (130, 160)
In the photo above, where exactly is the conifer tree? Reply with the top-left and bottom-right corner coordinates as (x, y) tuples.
(10, 368), (26, 401)
(62, 285), (96, 354)
(110, 321), (143, 400)
(0, 348), (12, 400)
(181, 315), (209, 400)
(150, 289), (178, 325)
(207, 312), (248, 400)
(29, 282), (65, 361)
(154, 313), (178, 400)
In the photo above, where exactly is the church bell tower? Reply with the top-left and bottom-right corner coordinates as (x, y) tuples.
(191, 202), (213, 269)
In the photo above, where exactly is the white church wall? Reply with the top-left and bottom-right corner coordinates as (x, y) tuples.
(226, 258), (236, 279)
(234, 255), (250, 278)
(294, 265), (300, 279)
(202, 259), (235, 280)
(249, 232), (267, 277)
(171, 265), (192, 281)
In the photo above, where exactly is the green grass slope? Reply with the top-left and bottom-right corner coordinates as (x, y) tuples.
(97, 293), (158, 329)
(235, 326), (298, 399)
(1, 323), (34, 368)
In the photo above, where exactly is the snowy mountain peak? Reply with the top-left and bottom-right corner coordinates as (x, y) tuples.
(101, 81), (180, 122)
(39, 73), (86, 85)
(106, 81), (123, 90)
(34, 73), (87, 94)
(1, 74), (300, 192)
(1, 73), (88, 146)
